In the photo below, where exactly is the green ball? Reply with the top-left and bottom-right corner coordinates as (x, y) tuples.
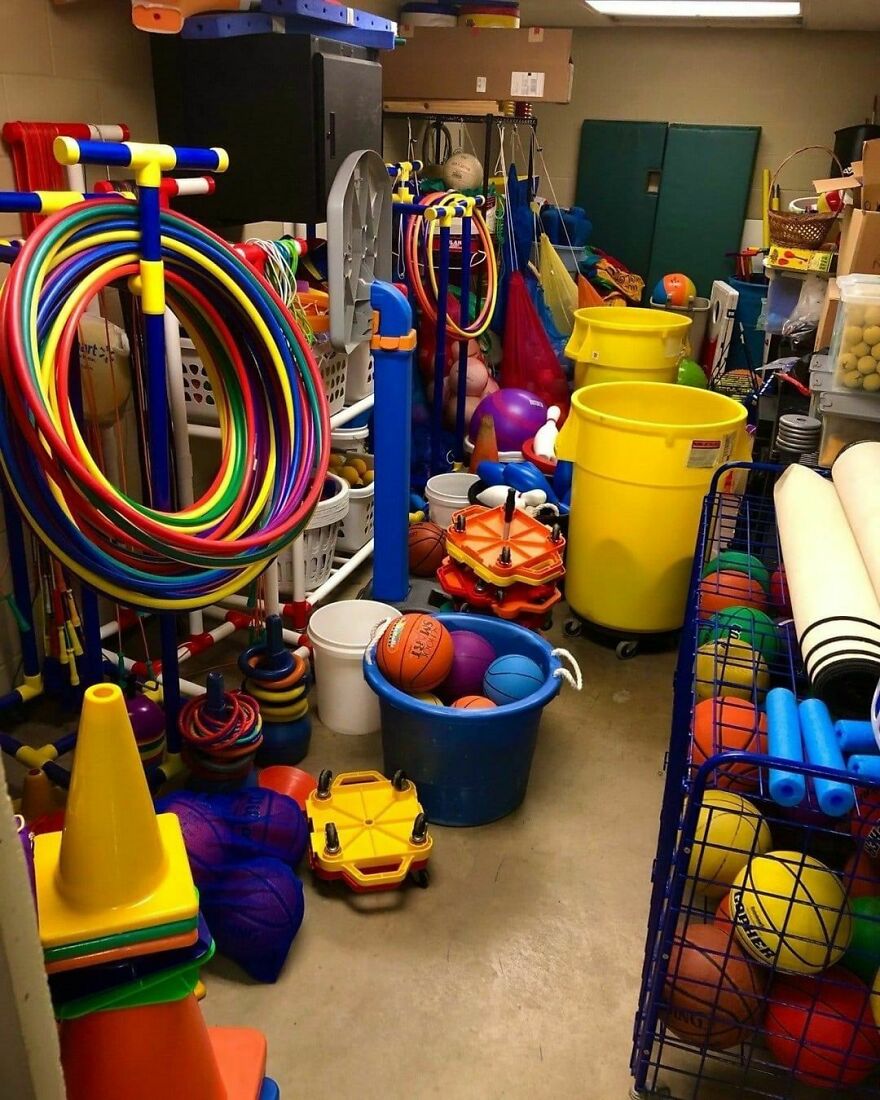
(677, 357), (708, 388)
(841, 895), (880, 984)
(701, 551), (771, 593)
(699, 606), (780, 664)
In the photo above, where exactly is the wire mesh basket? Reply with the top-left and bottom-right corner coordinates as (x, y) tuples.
(631, 463), (880, 1099)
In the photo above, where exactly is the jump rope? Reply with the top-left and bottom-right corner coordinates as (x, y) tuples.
(0, 197), (330, 611)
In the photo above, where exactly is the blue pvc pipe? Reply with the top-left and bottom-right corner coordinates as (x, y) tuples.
(432, 223), (452, 474)
(370, 281), (412, 603)
(848, 755), (880, 780)
(765, 687), (806, 807)
(837, 719), (877, 754)
(67, 140), (224, 174)
(800, 697), (855, 816)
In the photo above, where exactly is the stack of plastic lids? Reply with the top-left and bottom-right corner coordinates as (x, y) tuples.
(399, 2), (458, 33)
(458, 1), (521, 28)
(775, 451), (880, 717)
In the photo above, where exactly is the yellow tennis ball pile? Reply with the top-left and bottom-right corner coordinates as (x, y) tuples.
(836, 305), (880, 393)
(328, 451), (374, 488)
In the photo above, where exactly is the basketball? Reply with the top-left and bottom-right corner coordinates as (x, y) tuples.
(483, 654), (544, 705)
(715, 895), (734, 938)
(698, 571), (767, 616)
(376, 613), (454, 693)
(452, 695), (497, 710)
(767, 969), (880, 1088)
(441, 630), (497, 699)
(702, 552), (771, 594)
(413, 692), (444, 706)
(408, 522), (447, 577)
(662, 923), (766, 1050)
(688, 792), (772, 900)
(691, 697), (767, 791)
(694, 640), (770, 704)
(850, 798), (880, 857)
(730, 851), (852, 974)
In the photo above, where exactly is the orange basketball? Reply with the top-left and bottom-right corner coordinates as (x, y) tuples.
(452, 695), (497, 710)
(698, 571), (766, 616)
(376, 613), (454, 693)
(691, 696), (767, 791)
(408, 522), (446, 577)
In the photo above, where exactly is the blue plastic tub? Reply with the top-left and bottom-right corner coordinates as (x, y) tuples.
(363, 614), (562, 826)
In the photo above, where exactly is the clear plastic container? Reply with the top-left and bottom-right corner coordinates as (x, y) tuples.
(830, 274), (880, 396)
(819, 411), (880, 466)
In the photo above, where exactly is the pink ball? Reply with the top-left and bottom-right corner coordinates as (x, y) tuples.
(468, 388), (547, 451)
(482, 377), (499, 396)
(449, 357), (491, 397)
(440, 630), (497, 700)
(444, 393), (481, 428)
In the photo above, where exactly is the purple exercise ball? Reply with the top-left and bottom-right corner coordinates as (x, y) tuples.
(441, 630), (497, 700)
(468, 388), (548, 452)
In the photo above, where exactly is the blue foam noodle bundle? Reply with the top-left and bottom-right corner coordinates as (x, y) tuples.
(836, 720), (877, 754)
(799, 698), (855, 817)
(766, 688), (806, 807)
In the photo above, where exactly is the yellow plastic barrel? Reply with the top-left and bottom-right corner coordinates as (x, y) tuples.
(556, 383), (747, 634)
(565, 306), (692, 388)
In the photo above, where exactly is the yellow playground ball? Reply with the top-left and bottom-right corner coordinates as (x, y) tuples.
(687, 791), (772, 900)
(730, 851), (852, 974)
(695, 639), (770, 703)
(413, 692), (443, 706)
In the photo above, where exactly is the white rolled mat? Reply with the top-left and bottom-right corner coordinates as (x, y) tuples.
(774, 463), (880, 713)
(833, 441), (880, 599)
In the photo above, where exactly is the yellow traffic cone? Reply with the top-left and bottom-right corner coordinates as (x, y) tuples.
(33, 683), (197, 949)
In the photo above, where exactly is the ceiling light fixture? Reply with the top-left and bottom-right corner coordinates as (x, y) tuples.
(586, 1), (801, 18)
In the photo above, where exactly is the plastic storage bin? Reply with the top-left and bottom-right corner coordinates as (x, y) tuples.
(649, 296), (710, 362)
(819, 409), (880, 466)
(278, 473), (349, 594)
(565, 307), (691, 388)
(336, 454), (374, 553)
(830, 273), (880, 396)
(343, 342), (374, 405)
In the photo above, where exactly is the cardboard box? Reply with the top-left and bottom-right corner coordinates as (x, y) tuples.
(767, 244), (834, 273)
(381, 27), (573, 104)
(815, 278), (840, 350)
(838, 207), (880, 276)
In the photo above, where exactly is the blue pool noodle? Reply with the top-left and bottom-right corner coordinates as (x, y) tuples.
(836, 720), (877, 754)
(847, 756), (880, 781)
(799, 698), (855, 816)
(766, 688), (806, 807)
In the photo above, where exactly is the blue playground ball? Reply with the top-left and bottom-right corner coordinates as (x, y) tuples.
(483, 654), (544, 705)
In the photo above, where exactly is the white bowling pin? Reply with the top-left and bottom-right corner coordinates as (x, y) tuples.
(533, 405), (561, 459)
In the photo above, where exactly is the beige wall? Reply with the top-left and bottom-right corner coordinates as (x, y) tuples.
(536, 27), (879, 219)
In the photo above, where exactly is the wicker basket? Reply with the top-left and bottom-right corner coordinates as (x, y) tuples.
(767, 145), (843, 249)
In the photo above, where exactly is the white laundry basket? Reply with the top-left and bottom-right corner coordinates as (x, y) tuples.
(336, 454), (375, 553)
(331, 424), (370, 453)
(344, 342), (375, 404)
(278, 473), (350, 594)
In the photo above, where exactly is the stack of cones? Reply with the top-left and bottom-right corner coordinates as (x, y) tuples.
(32, 683), (279, 1099)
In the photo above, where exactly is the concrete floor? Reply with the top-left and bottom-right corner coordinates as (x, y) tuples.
(3, 605), (676, 1099)
(196, 611), (676, 1100)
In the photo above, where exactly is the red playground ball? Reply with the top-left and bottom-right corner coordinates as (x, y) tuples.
(376, 613), (454, 693)
(765, 968), (880, 1088)
(408, 522), (447, 577)
(258, 766), (317, 812)
(452, 695), (497, 710)
(483, 654), (544, 705)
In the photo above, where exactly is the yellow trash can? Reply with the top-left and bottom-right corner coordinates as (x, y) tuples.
(565, 307), (692, 389)
(556, 382), (747, 635)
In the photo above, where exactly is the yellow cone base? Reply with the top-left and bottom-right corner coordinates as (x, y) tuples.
(35, 813), (198, 949)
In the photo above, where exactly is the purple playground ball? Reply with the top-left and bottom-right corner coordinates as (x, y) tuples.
(126, 692), (165, 744)
(440, 630), (497, 700)
(468, 388), (547, 452)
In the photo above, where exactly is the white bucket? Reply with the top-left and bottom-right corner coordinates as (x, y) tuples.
(308, 600), (398, 735)
(425, 472), (479, 527)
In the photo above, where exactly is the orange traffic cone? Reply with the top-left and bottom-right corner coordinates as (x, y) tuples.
(469, 414), (499, 473)
(60, 994), (267, 1100)
(20, 768), (58, 823)
(577, 274), (606, 309)
(33, 683), (197, 950)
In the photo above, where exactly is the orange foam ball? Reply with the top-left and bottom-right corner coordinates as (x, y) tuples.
(698, 570), (766, 616)
(691, 696), (767, 791)
(452, 695), (497, 710)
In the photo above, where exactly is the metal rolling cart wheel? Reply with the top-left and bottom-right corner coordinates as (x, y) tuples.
(615, 639), (640, 661)
(563, 617), (583, 639)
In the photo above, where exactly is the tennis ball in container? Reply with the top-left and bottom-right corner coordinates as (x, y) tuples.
(844, 370), (864, 389)
(844, 324), (864, 347)
(865, 305), (880, 327)
(858, 356), (877, 375)
(864, 325), (880, 346)
(865, 375), (880, 393)
(839, 352), (858, 373)
(872, 343), (880, 361)
(851, 342), (871, 359)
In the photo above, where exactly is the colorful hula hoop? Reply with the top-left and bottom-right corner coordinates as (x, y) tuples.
(0, 198), (330, 610)
(403, 191), (497, 339)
